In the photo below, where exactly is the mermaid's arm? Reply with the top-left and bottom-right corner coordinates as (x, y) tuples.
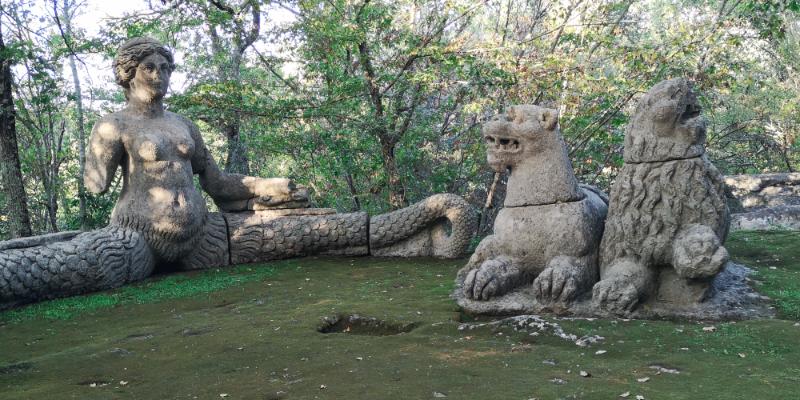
(85, 115), (124, 194)
(184, 117), (307, 211)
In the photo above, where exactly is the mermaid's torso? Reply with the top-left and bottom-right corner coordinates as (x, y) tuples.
(108, 111), (208, 261)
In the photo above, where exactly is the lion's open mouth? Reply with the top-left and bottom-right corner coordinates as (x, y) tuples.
(680, 103), (701, 121)
(485, 134), (521, 153)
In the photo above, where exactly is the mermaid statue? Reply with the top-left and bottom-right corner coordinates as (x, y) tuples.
(0, 38), (477, 309)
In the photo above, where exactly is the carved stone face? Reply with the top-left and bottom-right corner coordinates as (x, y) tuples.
(624, 78), (707, 162)
(646, 80), (705, 143)
(129, 53), (171, 102)
(482, 105), (559, 172)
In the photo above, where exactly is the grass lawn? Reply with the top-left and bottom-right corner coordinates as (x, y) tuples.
(0, 230), (798, 399)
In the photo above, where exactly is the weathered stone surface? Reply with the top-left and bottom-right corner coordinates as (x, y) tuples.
(455, 262), (772, 320)
(672, 224), (728, 279)
(89, 38), (309, 264)
(0, 37), (478, 309)
(731, 205), (800, 230)
(370, 193), (478, 258)
(179, 212), (230, 270)
(622, 79), (706, 163)
(593, 78), (731, 315)
(253, 208), (337, 217)
(725, 173), (800, 231)
(483, 105), (583, 207)
(725, 173), (800, 209)
(227, 211), (369, 264)
(0, 231), (81, 251)
(455, 105), (608, 310)
(0, 227), (155, 310)
(655, 268), (712, 305)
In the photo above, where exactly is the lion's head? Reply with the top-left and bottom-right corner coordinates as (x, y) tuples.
(483, 105), (560, 172)
(624, 78), (707, 163)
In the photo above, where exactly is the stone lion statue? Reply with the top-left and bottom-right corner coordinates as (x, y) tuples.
(456, 105), (608, 308)
(592, 78), (730, 315)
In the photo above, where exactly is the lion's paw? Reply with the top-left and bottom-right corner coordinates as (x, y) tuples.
(592, 277), (641, 315)
(533, 261), (585, 304)
(462, 257), (524, 301)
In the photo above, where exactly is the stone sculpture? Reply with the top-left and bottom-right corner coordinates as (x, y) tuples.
(454, 80), (754, 319)
(725, 173), (800, 231)
(593, 78), (730, 314)
(0, 38), (477, 310)
(455, 105), (608, 308)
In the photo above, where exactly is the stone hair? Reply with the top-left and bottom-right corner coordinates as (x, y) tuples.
(113, 37), (176, 89)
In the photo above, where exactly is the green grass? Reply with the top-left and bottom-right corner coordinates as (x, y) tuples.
(0, 231), (798, 399)
(727, 230), (800, 319)
(1, 265), (276, 323)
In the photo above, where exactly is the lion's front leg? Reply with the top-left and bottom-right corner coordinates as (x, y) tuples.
(592, 258), (656, 315)
(461, 234), (501, 271)
(532, 255), (598, 304)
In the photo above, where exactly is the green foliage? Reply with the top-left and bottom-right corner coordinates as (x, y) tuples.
(1, 0), (798, 236)
(742, 0), (800, 40)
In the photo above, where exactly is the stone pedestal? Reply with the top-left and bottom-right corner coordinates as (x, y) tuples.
(655, 269), (712, 306)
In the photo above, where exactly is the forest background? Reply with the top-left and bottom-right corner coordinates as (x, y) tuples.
(0, 0), (797, 240)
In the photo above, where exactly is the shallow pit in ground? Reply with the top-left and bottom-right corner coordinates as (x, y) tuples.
(317, 314), (418, 336)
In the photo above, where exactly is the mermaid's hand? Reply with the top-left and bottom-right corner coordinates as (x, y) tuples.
(250, 178), (309, 210)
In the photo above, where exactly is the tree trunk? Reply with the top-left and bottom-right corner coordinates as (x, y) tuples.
(206, 2), (258, 176)
(221, 50), (250, 174)
(224, 122), (250, 175)
(47, 187), (58, 232)
(345, 172), (361, 211)
(64, 0), (87, 229)
(380, 140), (406, 209)
(0, 27), (32, 238)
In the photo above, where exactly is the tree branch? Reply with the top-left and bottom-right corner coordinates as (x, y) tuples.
(208, 0), (235, 15)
